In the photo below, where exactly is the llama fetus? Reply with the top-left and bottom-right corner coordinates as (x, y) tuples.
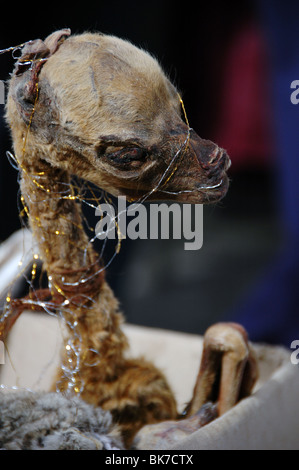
(4, 30), (258, 448)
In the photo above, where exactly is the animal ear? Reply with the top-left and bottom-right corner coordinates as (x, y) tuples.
(15, 29), (71, 77)
(14, 39), (49, 77)
(43, 28), (71, 55)
(11, 29), (71, 122)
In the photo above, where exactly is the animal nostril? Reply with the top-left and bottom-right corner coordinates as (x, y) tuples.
(195, 142), (221, 169)
(209, 147), (222, 166)
(199, 145), (230, 177)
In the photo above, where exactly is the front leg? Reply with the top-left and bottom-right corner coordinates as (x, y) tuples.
(133, 322), (258, 450)
(186, 322), (258, 417)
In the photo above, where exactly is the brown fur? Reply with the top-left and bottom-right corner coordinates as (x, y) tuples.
(4, 30), (238, 448)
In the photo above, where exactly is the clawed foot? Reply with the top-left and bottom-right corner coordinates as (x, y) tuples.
(186, 322), (258, 417)
(133, 322), (258, 450)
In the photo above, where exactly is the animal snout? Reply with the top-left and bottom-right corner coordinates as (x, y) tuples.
(189, 130), (230, 175)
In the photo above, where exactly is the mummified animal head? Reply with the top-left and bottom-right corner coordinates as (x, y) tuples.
(6, 29), (230, 203)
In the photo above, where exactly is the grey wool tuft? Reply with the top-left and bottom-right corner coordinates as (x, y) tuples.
(0, 390), (123, 450)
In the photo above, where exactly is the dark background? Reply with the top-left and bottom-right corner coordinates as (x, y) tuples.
(0, 1), (298, 346)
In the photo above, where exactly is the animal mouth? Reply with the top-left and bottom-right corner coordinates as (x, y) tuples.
(196, 173), (229, 202)
(195, 150), (231, 202)
(198, 179), (224, 190)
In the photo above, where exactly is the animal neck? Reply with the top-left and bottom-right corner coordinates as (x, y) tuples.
(20, 156), (104, 302)
(17, 150), (128, 389)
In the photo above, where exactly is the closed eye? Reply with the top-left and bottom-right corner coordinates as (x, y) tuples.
(106, 147), (146, 164)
